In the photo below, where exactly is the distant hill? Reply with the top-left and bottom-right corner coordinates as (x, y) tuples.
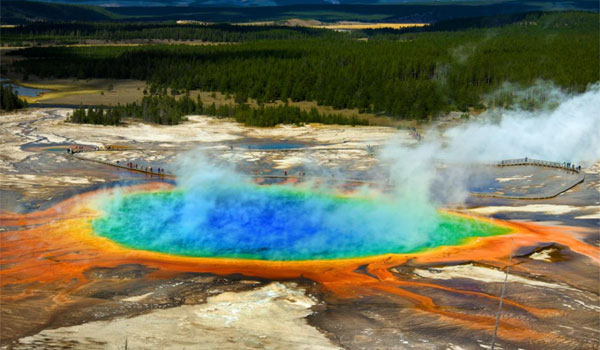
(3, 0), (571, 7)
(2, 0), (598, 24)
(1, 2), (120, 23)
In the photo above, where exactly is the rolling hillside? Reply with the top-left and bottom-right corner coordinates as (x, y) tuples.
(2, 0), (598, 24)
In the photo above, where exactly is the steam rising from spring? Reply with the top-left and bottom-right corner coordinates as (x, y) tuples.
(382, 83), (600, 205)
(92, 84), (599, 260)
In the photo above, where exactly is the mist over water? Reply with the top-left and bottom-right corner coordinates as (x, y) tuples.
(439, 83), (600, 163)
(92, 85), (599, 260)
(92, 185), (510, 260)
(382, 83), (600, 205)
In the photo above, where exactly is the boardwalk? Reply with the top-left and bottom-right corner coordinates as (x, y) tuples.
(473, 158), (585, 200)
(67, 150), (584, 200)
(497, 158), (581, 174)
(70, 153), (175, 178)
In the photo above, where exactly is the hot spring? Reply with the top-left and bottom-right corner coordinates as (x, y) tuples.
(92, 185), (511, 261)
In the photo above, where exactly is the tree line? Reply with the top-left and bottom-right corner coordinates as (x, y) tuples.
(11, 12), (599, 120)
(68, 93), (368, 127)
(68, 94), (193, 125)
(69, 107), (121, 125)
(1, 22), (338, 45)
(202, 102), (368, 127)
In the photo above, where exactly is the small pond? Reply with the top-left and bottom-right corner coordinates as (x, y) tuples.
(2, 81), (49, 97)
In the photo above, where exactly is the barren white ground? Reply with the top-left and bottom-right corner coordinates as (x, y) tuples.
(0, 109), (410, 192)
(13, 283), (341, 350)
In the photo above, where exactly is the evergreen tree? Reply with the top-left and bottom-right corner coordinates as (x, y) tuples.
(0, 84), (27, 111)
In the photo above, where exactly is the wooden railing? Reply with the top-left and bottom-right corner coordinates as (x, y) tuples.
(497, 158), (581, 174)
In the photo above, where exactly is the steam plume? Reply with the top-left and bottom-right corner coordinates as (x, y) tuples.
(381, 83), (600, 205)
